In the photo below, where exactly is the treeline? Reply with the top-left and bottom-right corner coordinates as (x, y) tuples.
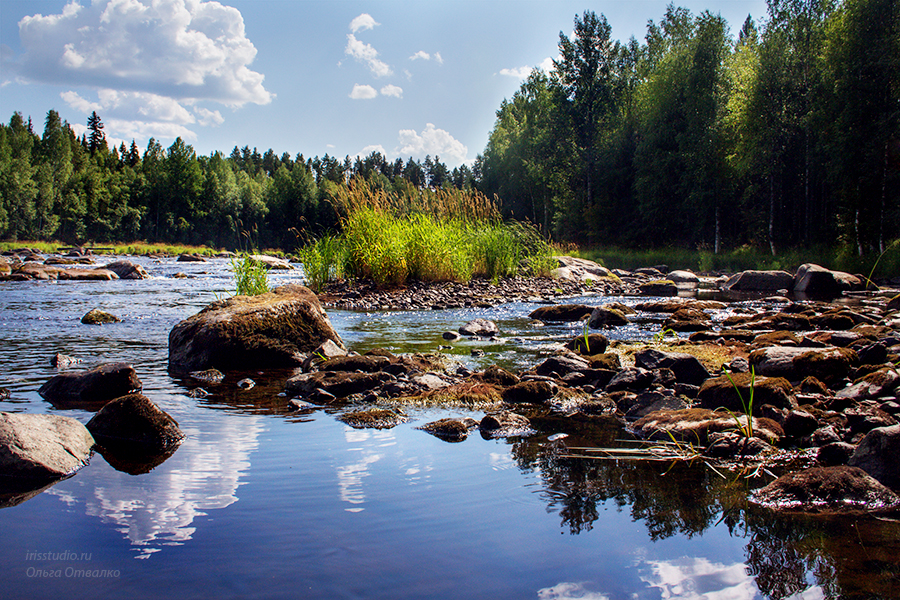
(0, 110), (477, 250)
(1, 0), (897, 256)
(479, 0), (898, 255)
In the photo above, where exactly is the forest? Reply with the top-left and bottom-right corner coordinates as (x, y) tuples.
(0, 0), (897, 257)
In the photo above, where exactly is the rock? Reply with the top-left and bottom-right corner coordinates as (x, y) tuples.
(459, 318), (499, 337)
(632, 407), (782, 445)
(782, 409), (820, 438)
(0, 257), (10, 277)
(102, 260), (151, 279)
(442, 331), (461, 341)
(479, 411), (533, 437)
(636, 299), (726, 312)
(535, 354), (590, 377)
(51, 353), (80, 368)
(502, 380), (555, 404)
(0, 412), (95, 481)
(848, 424), (900, 489)
(634, 348), (710, 386)
(605, 367), (655, 393)
(887, 294), (900, 311)
(418, 418), (476, 442)
(588, 353), (620, 370)
(793, 263), (862, 295)
(177, 253), (208, 262)
(705, 431), (774, 458)
(624, 391), (688, 420)
(550, 256), (612, 282)
(724, 270), (793, 292)
(749, 346), (857, 383)
(564, 333), (609, 355)
(320, 355), (391, 373)
(59, 267), (119, 281)
(237, 378), (255, 389)
(411, 373), (448, 391)
(751, 466), (900, 512)
(337, 408), (406, 429)
(667, 270), (701, 288)
(81, 308), (122, 325)
(38, 362), (142, 409)
(817, 442), (856, 466)
(301, 339), (348, 371)
(837, 368), (900, 401)
(696, 372), (796, 413)
(189, 368), (224, 384)
(476, 365), (519, 386)
(528, 304), (593, 322)
(285, 371), (393, 399)
(248, 254), (293, 269)
(86, 393), (184, 454)
(588, 306), (630, 328)
(637, 280), (678, 296)
(168, 284), (343, 372)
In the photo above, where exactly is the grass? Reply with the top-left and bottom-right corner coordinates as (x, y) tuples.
(573, 241), (900, 279)
(230, 254), (270, 296)
(296, 176), (555, 288)
(722, 366), (756, 439)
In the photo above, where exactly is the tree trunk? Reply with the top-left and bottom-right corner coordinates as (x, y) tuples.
(768, 175), (776, 256)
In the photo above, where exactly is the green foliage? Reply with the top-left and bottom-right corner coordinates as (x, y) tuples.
(723, 367), (755, 439)
(296, 235), (346, 293)
(230, 254), (270, 296)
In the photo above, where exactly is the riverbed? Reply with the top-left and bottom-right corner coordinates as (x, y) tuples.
(1, 255), (896, 599)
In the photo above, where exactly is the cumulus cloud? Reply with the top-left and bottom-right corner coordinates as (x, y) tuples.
(396, 123), (467, 165)
(409, 51), (443, 64)
(499, 66), (532, 79)
(349, 13), (379, 33)
(345, 34), (392, 78)
(13, 0), (272, 106)
(358, 144), (386, 158)
(9, 0), (271, 144)
(380, 84), (403, 98)
(349, 84), (377, 100)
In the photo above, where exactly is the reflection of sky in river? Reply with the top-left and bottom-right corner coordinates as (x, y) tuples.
(48, 412), (264, 559)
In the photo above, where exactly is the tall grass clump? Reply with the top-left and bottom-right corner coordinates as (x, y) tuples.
(296, 235), (346, 293)
(231, 254), (270, 296)
(301, 176), (553, 287)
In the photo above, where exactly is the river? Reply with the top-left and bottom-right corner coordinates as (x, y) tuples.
(0, 255), (896, 599)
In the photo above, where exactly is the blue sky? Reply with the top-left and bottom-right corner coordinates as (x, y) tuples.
(1, 0), (767, 167)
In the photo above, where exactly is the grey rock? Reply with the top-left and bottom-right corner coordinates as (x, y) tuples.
(0, 412), (94, 480)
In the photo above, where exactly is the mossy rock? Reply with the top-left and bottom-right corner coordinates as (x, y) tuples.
(697, 372), (796, 414)
(338, 408), (407, 429)
(81, 309), (122, 325)
(565, 333), (610, 355)
(587, 353), (621, 370)
(793, 347), (858, 384)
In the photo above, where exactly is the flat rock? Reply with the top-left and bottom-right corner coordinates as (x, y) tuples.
(751, 466), (900, 512)
(0, 412), (94, 481)
(528, 304), (593, 322)
(724, 270), (793, 292)
(169, 284), (343, 372)
(632, 407), (782, 445)
(696, 372), (796, 413)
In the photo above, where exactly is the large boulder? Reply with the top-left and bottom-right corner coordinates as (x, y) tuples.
(168, 284), (343, 372)
(793, 263), (862, 295)
(723, 270), (793, 292)
(696, 372), (796, 413)
(848, 425), (900, 490)
(632, 407), (782, 445)
(589, 306), (630, 328)
(86, 393), (184, 454)
(459, 318), (499, 337)
(0, 412), (94, 481)
(751, 466), (900, 512)
(634, 348), (710, 386)
(749, 346), (857, 383)
(38, 362), (142, 409)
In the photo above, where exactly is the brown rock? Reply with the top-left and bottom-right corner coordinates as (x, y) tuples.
(751, 466), (900, 511)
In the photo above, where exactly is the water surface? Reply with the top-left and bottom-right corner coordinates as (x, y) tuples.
(1, 256), (897, 599)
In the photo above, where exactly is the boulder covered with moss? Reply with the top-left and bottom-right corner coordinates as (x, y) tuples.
(169, 284), (344, 372)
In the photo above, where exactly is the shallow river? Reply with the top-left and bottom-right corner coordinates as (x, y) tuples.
(1, 256), (897, 599)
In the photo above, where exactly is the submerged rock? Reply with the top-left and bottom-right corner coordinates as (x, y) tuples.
(338, 408), (406, 429)
(418, 418), (477, 442)
(169, 284), (344, 372)
(751, 466), (900, 512)
(38, 362), (142, 409)
(479, 411), (533, 437)
(0, 412), (95, 481)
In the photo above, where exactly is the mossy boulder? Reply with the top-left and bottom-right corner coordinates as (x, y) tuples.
(338, 408), (406, 429)
(81, 308), (121, 325)
(169, 284), (343, 372)
(501, 380), (555, 404)
(751, 466), (900, 512)
(696, 372), (796, 413)
(564, 333), (609, 355)
(632, 407), (782, 445)
(637, 280), (678, 296)
(589, 306), (630, 328)
(528, 304), (593, 322)
(86, 393), (184, 454)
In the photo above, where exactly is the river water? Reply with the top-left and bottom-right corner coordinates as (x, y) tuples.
(1, 256), (897, 599)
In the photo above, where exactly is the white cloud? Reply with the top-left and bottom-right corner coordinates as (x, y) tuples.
(396, 123), (467, 165)
(349, 13), (379, 33)
(345, 34), (392, 78)
(500, 66), (532, 79)
(349, 84), (377, 100)
(537, 582), (610, 600)
(380, 84), (403, 98)
(14, 0), (272, 107)
(539, 56), (557, 73)
(640, 557), (759, 600)
(358, 144), (386, 158)
(409, 50), (443, 65)
(194, 107), (224, 126)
